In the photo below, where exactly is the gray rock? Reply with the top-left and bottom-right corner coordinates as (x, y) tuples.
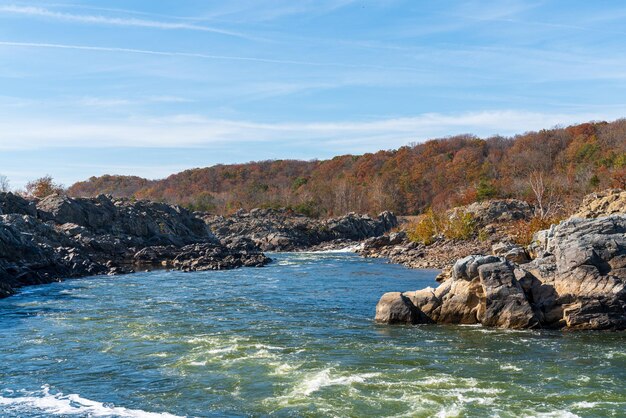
(463, 199), (533, 225)
(477, 261), (538, 328)
(0, 193), (269, 298)
(375, 292), (421, 324)
(203, 208), (398, 251)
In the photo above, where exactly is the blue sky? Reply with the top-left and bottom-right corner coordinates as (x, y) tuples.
(1, 0), (626, 189)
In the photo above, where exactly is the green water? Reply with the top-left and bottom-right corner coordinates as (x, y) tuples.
(0, 252), (624, 417)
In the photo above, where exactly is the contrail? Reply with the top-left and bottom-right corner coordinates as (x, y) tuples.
(0, 5), (255, 40)
(0, 40), (417, 71)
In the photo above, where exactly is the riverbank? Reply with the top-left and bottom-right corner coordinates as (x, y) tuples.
(0, 192), (270, 298)
(375, 190), (626, 330)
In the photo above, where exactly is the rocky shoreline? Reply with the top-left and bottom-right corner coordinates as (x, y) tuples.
(0, 193), (270, 298)
(375, 190), (626, 331)
(0, 195), (399, 298)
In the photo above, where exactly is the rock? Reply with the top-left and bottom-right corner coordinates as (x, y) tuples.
(134, 243), (271, 271)
(492, 242), (530, 264)
(37, 194), (215, 246)
(476, 261), (538, 328)
(0, 193), (269, 298)
(573, 189), (626, 219)
(203, 208), (398, 251)
(375, 292), (421, 324)
(452, 255), (500, 281)
(462, 199), (533, 225)
(548, 216), (626, 330)
(376, 215), (626, 330)
(0, 192), (37, 217)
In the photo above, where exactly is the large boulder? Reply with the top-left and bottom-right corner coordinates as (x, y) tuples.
(375, 292), (423, 324)
(548, 216), (626, 329)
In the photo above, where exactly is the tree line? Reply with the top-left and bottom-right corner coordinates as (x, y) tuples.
(58, 119), (626, 217)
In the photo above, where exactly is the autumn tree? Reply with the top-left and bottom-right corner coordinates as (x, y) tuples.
(25, 175), (65, 198)
(64, 120), (625, 217)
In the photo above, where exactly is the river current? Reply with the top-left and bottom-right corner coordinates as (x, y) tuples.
(0, 252), (624, 417)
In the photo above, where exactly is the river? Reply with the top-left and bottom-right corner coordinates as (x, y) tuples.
(0, 252), (624, 417)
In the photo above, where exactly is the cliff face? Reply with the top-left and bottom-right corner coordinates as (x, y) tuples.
(0, 193), (270, 298)
(376, 191), (626, 330)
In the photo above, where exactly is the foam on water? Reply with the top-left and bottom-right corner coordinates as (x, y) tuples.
(0, 386), (183, 418)
(289, 368), (381, 396)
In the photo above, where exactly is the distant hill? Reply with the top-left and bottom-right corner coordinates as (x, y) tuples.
(68, 119), (626, 217)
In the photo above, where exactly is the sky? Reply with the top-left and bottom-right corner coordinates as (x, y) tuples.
(1, 0), (626, 189)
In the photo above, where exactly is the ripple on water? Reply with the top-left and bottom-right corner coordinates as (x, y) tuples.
(0, 253), (624, 417)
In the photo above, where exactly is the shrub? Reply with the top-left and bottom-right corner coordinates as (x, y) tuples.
(291, 201), (319, 218)
(407, 208), (443, 245)
(25, 175), (65, 198)
(512, 216), (561, 246)
(476, 178), (497, 201)
(444, 210), (476, 240)
(407, 208), (477, 244)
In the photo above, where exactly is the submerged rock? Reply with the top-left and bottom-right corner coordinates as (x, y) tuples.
(376, 215), (626, 330)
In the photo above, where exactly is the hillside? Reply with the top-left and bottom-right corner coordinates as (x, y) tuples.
(68, 119), (626, 217)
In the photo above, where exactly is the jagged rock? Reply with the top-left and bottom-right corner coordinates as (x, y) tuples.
(476, 261), (538, 328)
(37, 194), (214, 246)
(134, 243), (271, 271)
(0, 193), (269, 298)
(0, 192), (37, 217)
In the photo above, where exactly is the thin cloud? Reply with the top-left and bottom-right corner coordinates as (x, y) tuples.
(0, 5), (255, 39)
(0, 40), (419, 72)
(0, 110), (623, 151)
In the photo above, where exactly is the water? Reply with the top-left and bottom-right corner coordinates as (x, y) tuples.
(0, 253), (624, 417)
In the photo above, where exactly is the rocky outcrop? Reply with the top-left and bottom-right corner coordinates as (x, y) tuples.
(376, 215), (626, 330)
(133, 243), (269, 271)
(203, 208), (398, 251)
(359, 200), (532, 269)
(0, 193), (270, 297)
(573, 189), (626, 218)
(359, 235), (494, 270)
(461, 199), (533, 225)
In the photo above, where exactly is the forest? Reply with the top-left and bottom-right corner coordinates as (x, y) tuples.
(68, 119), (626, 217)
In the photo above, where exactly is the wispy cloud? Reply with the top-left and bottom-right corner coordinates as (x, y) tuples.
(77, 96), (193, 107)
(193, 0), (359, 23)
(0, 110), (622, 151)
(0, 40), (419, 72)
(0, 5), (255, 39)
